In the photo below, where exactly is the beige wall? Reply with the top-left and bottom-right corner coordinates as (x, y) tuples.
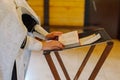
(28, 0), (85, 27)
(27, 0), (44, 24)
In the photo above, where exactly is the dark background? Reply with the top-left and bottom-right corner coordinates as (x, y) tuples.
(85, 0), (120, 39)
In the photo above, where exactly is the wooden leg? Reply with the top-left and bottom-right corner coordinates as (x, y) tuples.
(89, 42), (113, 80)
(54, 51), (71, 80)
(44, 51), (61, 80)
(44, 41), (113, 80)
(74, 45), (96, 80)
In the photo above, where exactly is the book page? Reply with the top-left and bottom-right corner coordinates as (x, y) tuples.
(59, 31), (80, 46)
(80, 33), (101, 45)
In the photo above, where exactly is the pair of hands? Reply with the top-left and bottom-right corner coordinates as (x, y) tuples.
(42, 31), (64, 50)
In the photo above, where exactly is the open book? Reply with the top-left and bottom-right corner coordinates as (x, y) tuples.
(59, 31), (80, 48)
(58, 31), (101, 48)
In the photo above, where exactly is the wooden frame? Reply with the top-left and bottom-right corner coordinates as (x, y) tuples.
(43, 0), (49, 32)
(43, 27), (113, 80)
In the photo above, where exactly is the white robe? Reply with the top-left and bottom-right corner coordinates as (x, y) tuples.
(0, 0), (48, 80)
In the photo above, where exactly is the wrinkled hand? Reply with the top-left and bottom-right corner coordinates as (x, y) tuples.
(42, 40), (64, 50)
(46, 31), (63, 40)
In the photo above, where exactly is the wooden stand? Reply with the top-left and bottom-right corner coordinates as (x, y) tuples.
(43, 27), (113, 80)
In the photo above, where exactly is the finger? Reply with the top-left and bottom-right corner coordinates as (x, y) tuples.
(52, 32), (63, 36)
(52, 31), (63, 34)
(55, 42), (64, 49)
(51, 46), (63, 50)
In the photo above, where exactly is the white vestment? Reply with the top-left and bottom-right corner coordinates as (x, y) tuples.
(0, 0), (48, 80)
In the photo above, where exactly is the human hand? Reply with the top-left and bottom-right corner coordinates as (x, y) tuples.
(42, 40), (64, 50)
(46, 31), (63, 40)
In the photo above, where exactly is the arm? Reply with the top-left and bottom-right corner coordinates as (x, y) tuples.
(34, 24), (48, 36)
(34, 24), (63, 40)
(25, 36), (64, 51)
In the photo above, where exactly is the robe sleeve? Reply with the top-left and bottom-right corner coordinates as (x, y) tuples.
(34, 24), (49, 36)
(25, 36), (43, 51)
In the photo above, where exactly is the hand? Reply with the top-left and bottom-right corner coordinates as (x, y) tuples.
(46, 31), (63, 40)
(42, 40), (64, 50)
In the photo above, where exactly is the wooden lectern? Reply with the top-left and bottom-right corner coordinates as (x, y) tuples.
(43, 27), (113, 80)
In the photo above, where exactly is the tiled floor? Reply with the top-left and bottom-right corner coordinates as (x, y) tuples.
(25, 27), (120, 80)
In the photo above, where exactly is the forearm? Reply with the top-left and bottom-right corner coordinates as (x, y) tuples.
(24, 36), (64, 51)
(34, 24), (49, 36)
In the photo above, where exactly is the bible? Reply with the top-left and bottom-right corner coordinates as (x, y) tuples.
(58, 30), (101, 48)
(58, 31), (80, 48)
